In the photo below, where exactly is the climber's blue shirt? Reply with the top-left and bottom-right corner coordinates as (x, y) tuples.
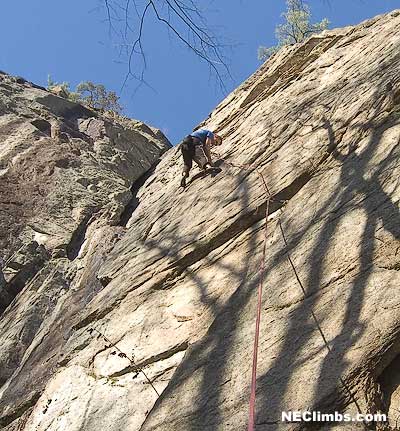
(190, 129), (214, 144)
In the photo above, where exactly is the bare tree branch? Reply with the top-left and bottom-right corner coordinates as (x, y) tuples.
(102, 0), (231, 93)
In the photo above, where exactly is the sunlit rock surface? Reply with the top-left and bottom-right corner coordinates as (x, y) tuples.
(1, 10), (400, 431)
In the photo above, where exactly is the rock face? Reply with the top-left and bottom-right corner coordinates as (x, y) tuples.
(0, 72), (170, 312)
(0, 71), (171, 426)
(1, 9), (400, 431)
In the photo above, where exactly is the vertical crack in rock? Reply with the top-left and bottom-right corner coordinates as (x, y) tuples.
(119, 160), (161, 227)
(75, 170), (313, 331)
(0, 70), (172, 430)
(66, 214), (94, 261)
(2, 11), (400, 431)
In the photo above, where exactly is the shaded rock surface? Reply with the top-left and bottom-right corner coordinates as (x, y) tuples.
(1, 10), (400, 431)
(0, 71), (171, 426)
(0, 71), (170, 312)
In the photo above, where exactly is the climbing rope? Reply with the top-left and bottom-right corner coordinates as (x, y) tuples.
(212, 151), (363, 430)
(278, 221), (365, 422)
(211, 152), (272, 431)
(88, 327), (160, 396)
(248, 169), (271, 431)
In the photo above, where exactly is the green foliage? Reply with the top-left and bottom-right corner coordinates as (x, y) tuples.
(258, 0), (329, 61)
(46, 76), (123, 114)
(76, 82), (122, 114)
(47, 75), (80, 102)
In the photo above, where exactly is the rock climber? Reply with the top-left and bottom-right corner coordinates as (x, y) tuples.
(180, 129), (222, 188)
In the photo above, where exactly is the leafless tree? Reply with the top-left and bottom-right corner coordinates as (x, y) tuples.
(101, 0), (231, 92)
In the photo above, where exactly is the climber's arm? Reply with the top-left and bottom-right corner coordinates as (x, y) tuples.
(204, 136), (214, 167)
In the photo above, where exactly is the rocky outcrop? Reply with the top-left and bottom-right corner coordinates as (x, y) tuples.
(0, 71), (171, 426)
(0, 71), (170, 312)
(1, 9), (400, 431)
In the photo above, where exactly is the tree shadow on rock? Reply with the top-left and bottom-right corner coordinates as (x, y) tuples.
(256, 88), (400, 427)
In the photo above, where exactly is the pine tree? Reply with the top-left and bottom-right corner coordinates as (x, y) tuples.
(258, 0), (329, 60)
(47, 77), (123, 114)
(76, 82), (122, 114)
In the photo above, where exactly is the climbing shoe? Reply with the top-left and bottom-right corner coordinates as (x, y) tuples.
(180, 177), (186, 188)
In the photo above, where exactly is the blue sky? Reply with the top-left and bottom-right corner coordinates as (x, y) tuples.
(1, 0), (398, 143)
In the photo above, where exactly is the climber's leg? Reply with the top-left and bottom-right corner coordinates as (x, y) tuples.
(181, 140), (194, 187)
(181, 165), (190, 188)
